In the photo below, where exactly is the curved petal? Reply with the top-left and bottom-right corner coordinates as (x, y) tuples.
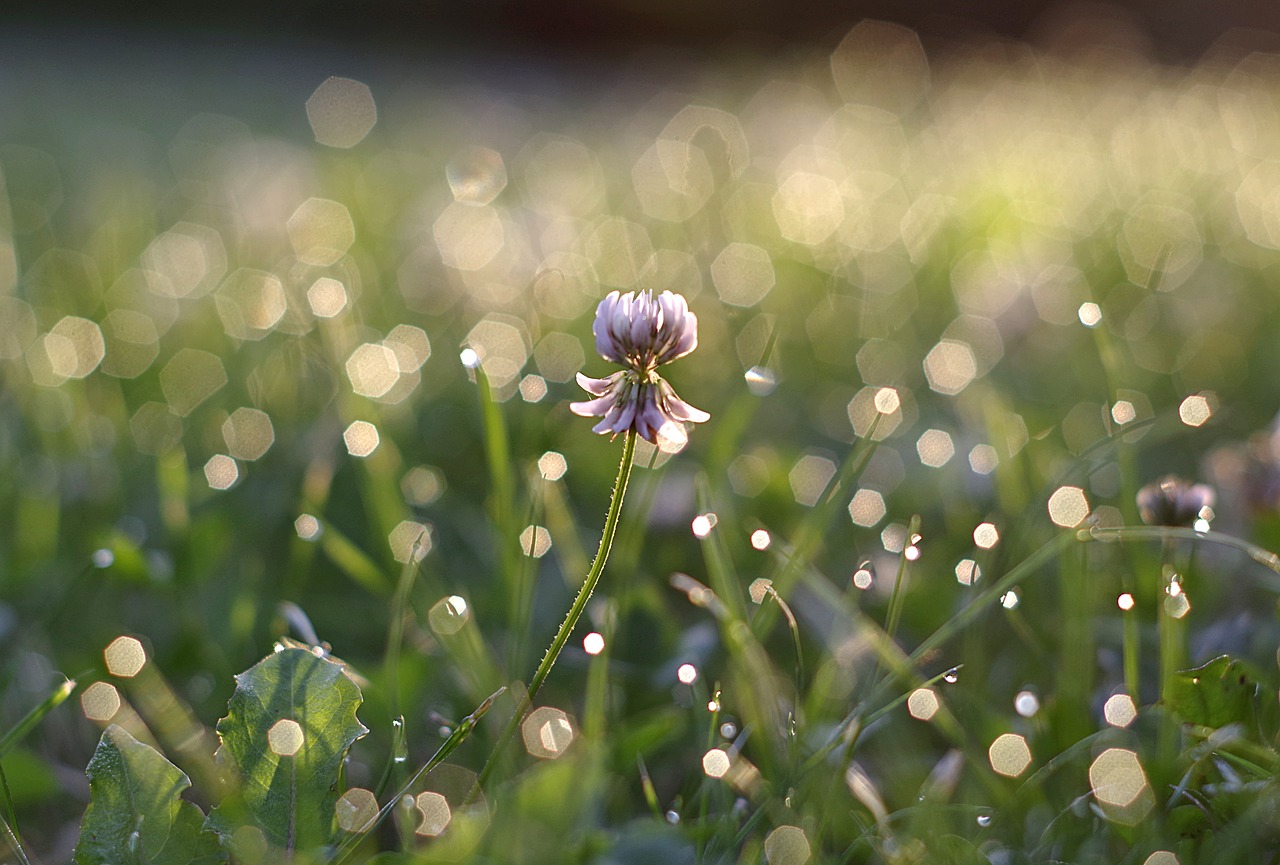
(570, 394), (617, 418)
(575, 371), (621, 396)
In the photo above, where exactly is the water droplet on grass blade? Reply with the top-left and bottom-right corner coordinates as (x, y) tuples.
(943, 668), (960, 684)
(977, 813), (992, 827)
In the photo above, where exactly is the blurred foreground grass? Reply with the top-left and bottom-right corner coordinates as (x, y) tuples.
(6, 19), (1280, 863)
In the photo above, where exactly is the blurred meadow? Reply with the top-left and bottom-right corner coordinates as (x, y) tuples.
(7, 10), (1280, 863)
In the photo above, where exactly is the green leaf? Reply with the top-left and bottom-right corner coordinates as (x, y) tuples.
(1168, 655), (1257, 729)
(207, 648), (368, 854)
(74, 725), (224, 865)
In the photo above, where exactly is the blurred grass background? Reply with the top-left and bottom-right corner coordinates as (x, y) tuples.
(6, 4), (1280, 861)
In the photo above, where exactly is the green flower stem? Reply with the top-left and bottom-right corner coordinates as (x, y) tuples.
(478, 430), (638, 791)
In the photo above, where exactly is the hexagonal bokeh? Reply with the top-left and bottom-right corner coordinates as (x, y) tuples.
(388, 520), (432, 564)
(533, 332), (585, 383)
(384, 325), (431, 373)
(287, 198), (355, 267)
(141, 222), (227, 299)
(222, 408), (275, 461)
(401, 466), (444, 506)
(988, 733), (1032, 777)
(44, 315), (105, 380)
(307, 277), (348, 318)
(100, 309), (160, 379)
(130, 402), (183, 454)
(346, 343), (400, 399)
(215, 268), (286, 340)
(415, 791), (451, 837)
(433, 202), (505, 272)
(465, 315), (530, 391)
(306, 77), (377, 148)
(104, 636), (146, 678)
(335, 788), (378, 834)
(447, 145), (507, 205)
(764, 825), (811, 865)
(923, 339), (977, 395)
(907, 688), (939, 721)
(1047, 485), (1090, 528)
(160, 348), (228, 417)
(633, 139), (714, 223)
(789, 453), (836, 507)
(521, 706), (574, 760)
(711, 242), (775, 307)
(584, 217), (652, 289)
(1089, 748), (1153, 823)
(204, 454), (239, 490)
(343, 420), (380, 457)
(847, 488), (886, 527)
(916, 428), (955, 467)
(773, 171), (844, 245)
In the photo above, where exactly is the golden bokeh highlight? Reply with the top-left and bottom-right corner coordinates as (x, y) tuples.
(519, 525), (551, 558)
(1143, 853), (1178, 865)
(521, 706), (574, 760)
(307, 277), (348, 318)
(306, 77), (377, 149)
(288, 198), (356, 266)
(81, 681), (122, 722)
(1104, 694), (1137, 728)
(129, 402), (183, 455)
(388, 520), (432, 564)
(222, 408), (275, 461)
(294, 513), (322, 541)
(907, 688), (939, 721)
(1047, 486), (1090, 528)
(923, 340), (977, 396)
(973, 522), (1000, 549)
(447, 145), (508, 205)
(711, 242), (775, 307)
(415, 791), (452, 837)
(537, 451), (567, 481)
(764, 825), (811, 865)
(750, 529), (772, 550)
(1089, 748), (1153, 823)
(428, 595), (470, 636)
(45, 316), (104, 379)
(215, 269), (286, 340)
(100, 309), (159, 379)
(916, 428), (955, 468)
(401, 466), (444, 506)
(141, 223), (226, 298)
(204, 454), (239, 491)
(1178, 394), (1212, 427)
(343, 421), (380, 457)
(267, 718), (305, 757)
(702, 748), (731, 779)
(749, 578), (773, 604)
(346, 343), (400, 399)
(434, 202), (505, 272)
(160, 348), (228, 417)
(847, 488), (886, 527)
(582, 632), (605, 655)
(988, 733), (1032, 778)
(789, 453), (836, 507)
(104, 636), (146, 678)
(335, 788), (379, 833)
(954, 558), (981, 586)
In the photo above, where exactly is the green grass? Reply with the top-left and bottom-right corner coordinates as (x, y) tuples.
(3, 23), (1280, 864)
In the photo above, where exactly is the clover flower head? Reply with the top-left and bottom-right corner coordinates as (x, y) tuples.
(1136, 475), (1216, 527)
(571, 290), (709, 443)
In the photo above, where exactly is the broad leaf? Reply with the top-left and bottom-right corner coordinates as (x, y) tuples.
(1168, 655), (1257, 729)
(207, 647), (367, 853)
(75, 724), (224, 865)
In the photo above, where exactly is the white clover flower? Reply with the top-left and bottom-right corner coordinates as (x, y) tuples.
(570, 290), (709, 442)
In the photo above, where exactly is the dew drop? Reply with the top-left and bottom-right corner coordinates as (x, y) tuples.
(720, 722), (737, 739)
(977, 813), (992, 828)
(665, 810), (680, 825)
(943, 668), (960, 684)
(92, 548), (115, 568)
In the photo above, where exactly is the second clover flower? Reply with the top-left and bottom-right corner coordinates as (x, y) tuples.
(571, 290), (710, 443)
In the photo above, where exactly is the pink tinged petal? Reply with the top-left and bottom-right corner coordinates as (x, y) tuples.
(575, 371), (619, 396)
(657, 378), (710, 423)
(570, 394), (618, 417)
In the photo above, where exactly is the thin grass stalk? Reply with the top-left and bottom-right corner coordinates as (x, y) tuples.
(383, 533), (426, 718)
(476, 430), (637, 792)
